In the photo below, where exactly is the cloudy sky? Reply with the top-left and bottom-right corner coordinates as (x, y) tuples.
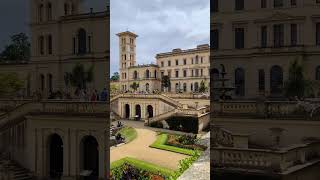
(0, 0), (105, 51)
(110, 0), (210, 75)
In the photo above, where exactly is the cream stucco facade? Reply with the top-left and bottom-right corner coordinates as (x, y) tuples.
(116, 31), (210, 93)
(211, 0), (320, 100)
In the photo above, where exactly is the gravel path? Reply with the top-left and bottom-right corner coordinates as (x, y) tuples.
(110, 120), (189, 170)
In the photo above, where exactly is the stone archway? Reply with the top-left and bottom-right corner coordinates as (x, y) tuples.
(147, 105), (153, 118)
(80, 135), (99, 178)
(124, 104), (130, 119)
(135, 105), (141, 120)
(48, 134), (63, 178)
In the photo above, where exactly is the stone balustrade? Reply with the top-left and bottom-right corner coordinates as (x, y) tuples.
(212, 100), (318, 119)
(212, 141), (320, 172)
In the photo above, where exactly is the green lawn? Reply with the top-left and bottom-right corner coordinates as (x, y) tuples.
(149, 134), (196, 156)
(116, 126), (137, 143)
(111, 157), (175, 177)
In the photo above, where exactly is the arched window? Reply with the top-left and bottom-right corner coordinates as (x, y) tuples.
(183, 83), (187, 92)
(78, 29), (87, 54)
(212, 68), (219, 80)
(39, 4), (44, 22)
(64, 3), (69, 15)
(146, 69), (150, 78)
(133, 71), (138, 79)
(235, 68), (245, 96)
(270, 65), (283, 95)
(47, 3), (52, 21)
(40, 74), (45, 91)
(316, 66), (320, 80)
(39, 36), (44, 55)
(71, 3), (75, 15)
(146, 83), (149, 92)
(48, 74), (53, 92)
(48, 35), (52, 55)
(191, 83), (193, 91)
(194, 82), (199, 92)
(175, 83), (179, 92)
(154, 70), (157, 79)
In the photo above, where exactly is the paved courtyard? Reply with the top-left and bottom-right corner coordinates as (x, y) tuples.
(110, 120), (189, 170)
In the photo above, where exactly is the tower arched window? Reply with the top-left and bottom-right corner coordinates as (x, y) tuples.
(47, 3), (52, 21)
(235, 68), (245, 96)
(39, 36), (44, 55)
(316, 66), (320, 80)
(270, 65), (283, 95)
(39, 4), (44, 22)
(78, 29), (87, 54)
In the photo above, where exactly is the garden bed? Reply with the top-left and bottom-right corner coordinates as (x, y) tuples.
(166, 134), (207, 151)
(110, 157), (174, 180)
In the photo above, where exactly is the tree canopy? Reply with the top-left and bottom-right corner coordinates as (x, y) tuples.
(130, 82), (139, 91)
(284, 59), (308, 98)
(0, 33), (31, 62)
(111, 72), (120, 81)
(0, 73), (24, 96)
(64, 63), (94, 90)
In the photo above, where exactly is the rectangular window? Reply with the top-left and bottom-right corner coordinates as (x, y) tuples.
(258, 69), (265, 91)
(261, 0), (267, 8)
(212, 0), (219, 12)
(201, 69), (203, 76)
(161, 72), (164, 78)
(168, 61), (171, 66)
(39, 37), (44, 55)
(195, 69), (199, 77)
(191, 70), (194, 77)
(175, 70), (179, 78)
(73, 37), (76, 54)
(274, 0), (283, 8)
(291, 0), (296, 6)
(168, 71), (171, 77)
(235, 0), (244, 10)
(191, 58), (194, 64)
(212, 29), (219, 50)
(161, 61), (164, 67)
(183, 59), (187, 65)
(316, 23), (320, 46)
(201, 57), (203, 63)
(176, 59), (179, 66)
(261, 26), (267, 48)
(235, 28), (245, 49)
(88, 36), (91, 53)
(291, 24), (297, 46)
(183, 70), (187, 77)
(273, 24), (284, 47)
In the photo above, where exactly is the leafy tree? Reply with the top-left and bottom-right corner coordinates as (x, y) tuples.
(0, 33), (31, 61)
(284, 59), (308, 98)
(111, 72), (120, 81)
(199, 80), (207, 93)
(161, 75), (171, 92)
(110, 83), (119, 94)
(130, 82), (139, 91)
(0, 73), (24, 96)
(64, 63), (94, 90)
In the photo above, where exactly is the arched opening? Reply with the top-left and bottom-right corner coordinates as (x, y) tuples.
(183, 83), (187, 92)
(38, 4), (44, 22)
(78, 29), (87, 54)
(154, 70), (157, 78)
(175, 83), (179, 92)
(48, 134), (63, 178)
(64, 3), (69, 15)
(194, 82), (199, 92)
(235, 68), (245, 96)
(147, 105), (153, 118)
(80, 136), (99, 178)
(316, 66), (320, 80)
(270, 65), (283, 95)
(146, 69), (150, 78)
(124, 104), (130, 119)
(135, 105), (141, 120)
(146, 83), (149, 92)
(133, 71), (138, 79)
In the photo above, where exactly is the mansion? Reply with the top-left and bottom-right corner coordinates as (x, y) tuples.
(115, 31), (210, 93)
(212, 0), (320, 99)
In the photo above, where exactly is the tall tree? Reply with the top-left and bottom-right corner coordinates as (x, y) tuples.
(0, 33), (31, 61)
(111, 72), (120, 81)
(284, 59), (307, 98)
(161, 75), (171, 92)
(65, 63), (94, 90)
(199, 80), (207, 93)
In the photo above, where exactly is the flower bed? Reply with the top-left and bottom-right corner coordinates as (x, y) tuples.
(166, 134), (207, 151)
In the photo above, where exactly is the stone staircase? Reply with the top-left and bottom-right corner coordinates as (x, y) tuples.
(0, 153), (34, 180)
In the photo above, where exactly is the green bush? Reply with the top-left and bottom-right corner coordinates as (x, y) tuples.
(149, 121), (163, 128)
(116, 126), (137, 143)
(165, 116), (198, 133)
(169, 151), (201, 180)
